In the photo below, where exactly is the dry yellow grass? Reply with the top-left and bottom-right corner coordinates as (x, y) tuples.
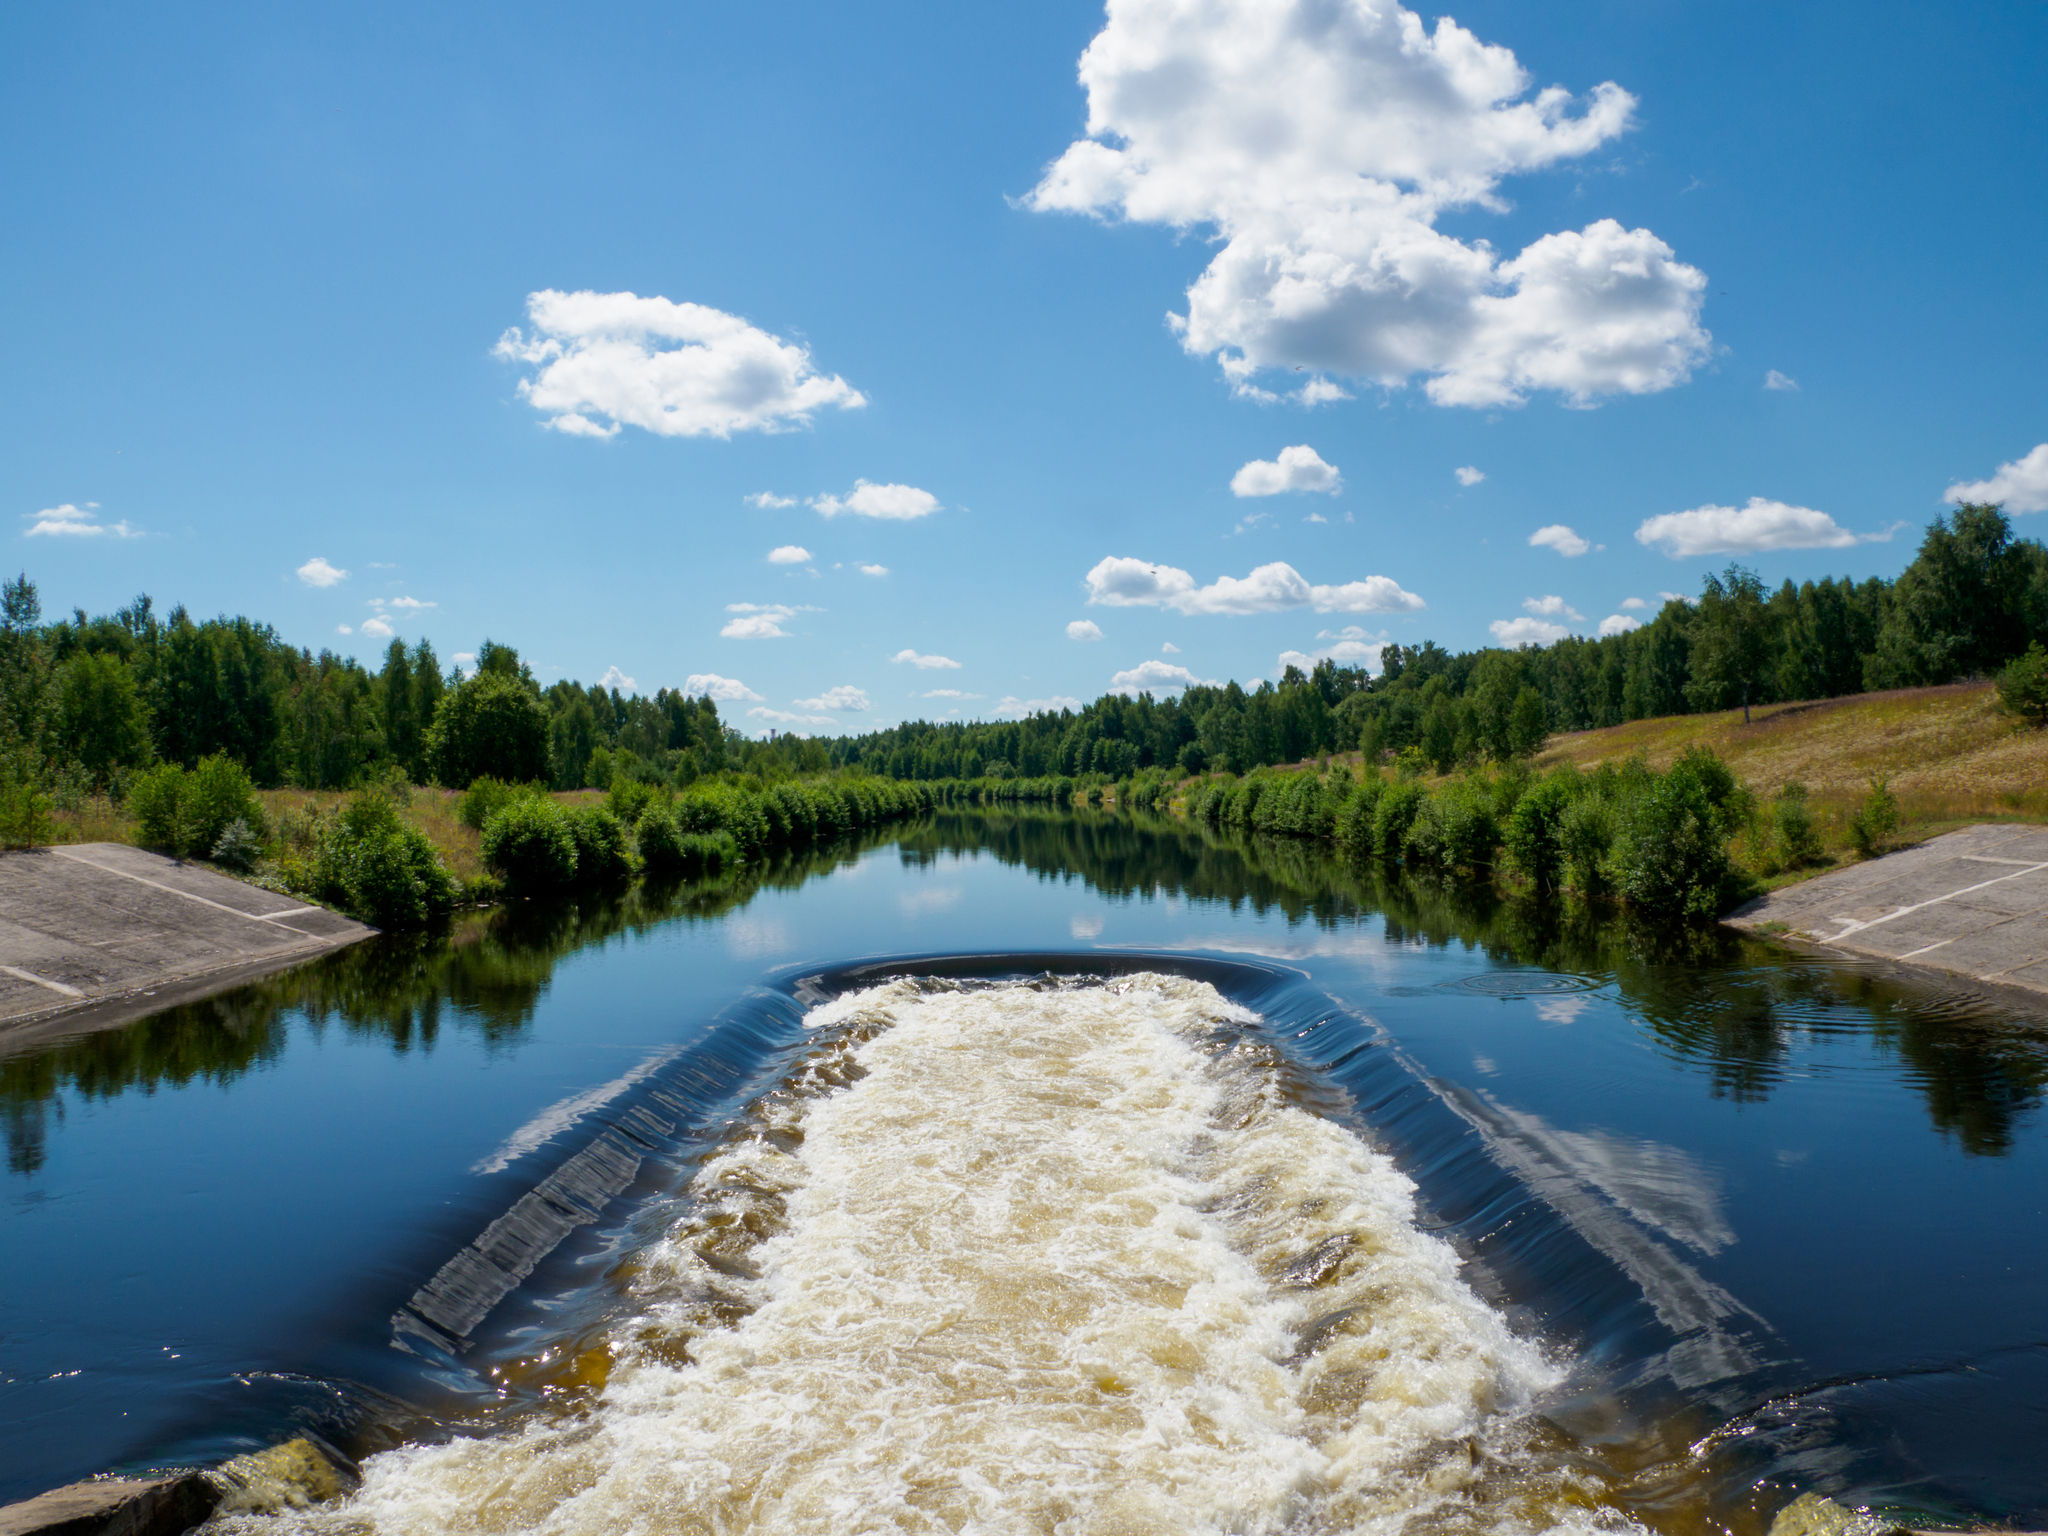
(1535, 682), (2048, 859)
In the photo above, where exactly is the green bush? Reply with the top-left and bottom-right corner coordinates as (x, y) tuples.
(1504, 773), (1578, 890)
(1334, 774), (1385, 849)
(210, 817), (263, 873)
(481, 797), (579, 890)
(1995, 642), (2048, 728)
(608, 776), (658, 827)
(1372, 781), (1428, 861)
(459, 776), (540, 830)
(1771, 782), (1825, 870)
(313, 790), (455, 928)
(1849, 776), (1901, 858)
(567, 805), (634, 884)
(1403, 780), (1500, 875)
(1609, 752), (1747, 916)
(1557, 794), (1613, 894)
(634, 803), (688, 874)
(127, 754), (261, 858)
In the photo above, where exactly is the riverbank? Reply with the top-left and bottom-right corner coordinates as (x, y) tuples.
(0, 843), (372, 1054)
(1726, 823), (2048, 1000)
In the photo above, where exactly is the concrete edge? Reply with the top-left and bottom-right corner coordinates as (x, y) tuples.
(0, 932), (375, 1062)
(1721, 925), (2048, 1015)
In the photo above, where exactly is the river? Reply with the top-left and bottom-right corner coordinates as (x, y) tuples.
(3, 808), (2044, 1531)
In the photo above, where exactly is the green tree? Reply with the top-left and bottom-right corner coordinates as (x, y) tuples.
(426, 669), (549, 787)
(1686, 566), (1774, 721)
(59, 651), (152, 783)
(1866, 505), (2046, 686)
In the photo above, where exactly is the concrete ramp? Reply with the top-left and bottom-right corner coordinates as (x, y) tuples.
(0, 843), (373, 1051)
(1726, 824), (2048, 998)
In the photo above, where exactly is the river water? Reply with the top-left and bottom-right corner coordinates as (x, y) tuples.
(3, 809), (2045, 1532)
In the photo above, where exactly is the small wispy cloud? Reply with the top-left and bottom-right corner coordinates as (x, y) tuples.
(682, 673), (763, 701)
(23, 502), (141, 540)
(1528, 525), (1593, 558)
(1066, 620), (1104, 641)
(768, 545), (813, 564)
(1764, 370), (1799, 392)
(746, 492), (798, 508)
(297, 556), (348, 587)
(794, 684), (870, 711)
(812, 481), (940, 520)
(859, 563), (889, 576)
(597, 665), (636, 693)
(1455, 466), (1485, 487)
(892, 648), (961, 669)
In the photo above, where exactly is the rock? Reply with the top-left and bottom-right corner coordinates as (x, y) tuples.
(202, 1438), (354, 1516)
(1769, 1491), (2048, 1536)
(0, 1474), (214, 1536)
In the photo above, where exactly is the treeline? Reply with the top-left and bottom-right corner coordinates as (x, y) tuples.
(0, 580), (845, 818)
(3, 504), (2042, 820)
(828, 504), (2048, 779)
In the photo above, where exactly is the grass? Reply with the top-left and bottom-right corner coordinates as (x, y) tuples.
(1534, 682), (2048, 866)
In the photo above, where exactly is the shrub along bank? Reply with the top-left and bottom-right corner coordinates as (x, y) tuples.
(1176, 748), (1901, 917)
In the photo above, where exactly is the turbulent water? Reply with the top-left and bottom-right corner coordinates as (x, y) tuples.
(244, 975), (1627, 1536)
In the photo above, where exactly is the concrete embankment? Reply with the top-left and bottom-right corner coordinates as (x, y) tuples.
(1726, 824), (2048, 999)
(0, 843), (373, 1054)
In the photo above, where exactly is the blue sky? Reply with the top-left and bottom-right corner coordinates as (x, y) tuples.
(5, 0), (2045, 733)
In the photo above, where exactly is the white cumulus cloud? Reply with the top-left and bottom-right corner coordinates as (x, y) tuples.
(1523, 595), (1584, 621)
(748, 706), (835, 730)
(1765, 370), (1799, 392)
(23, 502), (140, 539)
(682, 673), (763, 701)
(597, 665), (636, 693)
(1066, 619), (1105, 641)
(684, 671), (765, 700)
(493, 290), (864, 439)
(858, 563), (889, 577)
(1620, 596), (1648, 610)
(1110, 659), (1215, 696)
(297, 556), (348, 587)
(336, 624), (353, 636)
(1490, 616), (1571, 646)
(1598, 614), (1642, 636)
(1280, 624), (1391, 674)
(1455, 466), (1486, 487)
(892, 649), (962, 669)
(992, 695), (1084, 719)
(768, 545), (813, 564)
(1529, 525), (1592, 558)
(746, 492), (798, 508)
(1084, 556), (1422, 615)
(1634, 497), (1880, 557)
(1945, 443), (2048, 514)
(794, 685), (870, 711)
(1299, 378), (1352, 406)
(722, 602), (813, 639)
(812, 480), (940, 520)
(361, 616), (394, 638)
(386, 596), (434, 610)
(1026, 0), (1709, 408)
(1161, 641), (1180, 653)
(1230, 445), (1342, 497)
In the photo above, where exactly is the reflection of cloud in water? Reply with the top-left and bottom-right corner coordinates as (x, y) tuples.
(725, 914), (794, 959)
(1152, 932), (1404, 980)
(472, 1046), (680, 1174)
(1419, 1074), (1769, 1389)
(1533, 997), (1590, 1025)
(1472, 1056), (1497, 1076)
(1071, 913), (1105, 939)
(899, 887), (964, 915)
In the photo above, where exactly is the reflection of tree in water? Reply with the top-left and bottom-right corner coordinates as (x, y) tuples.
(8, 811), (2043, 1172)
(909, 808), (2048, 1153)
(0, 828), (900, 1176)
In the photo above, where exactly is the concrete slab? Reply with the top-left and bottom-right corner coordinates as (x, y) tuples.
(1726, 824), (2048, 999)
(0, 844), (374, 1052)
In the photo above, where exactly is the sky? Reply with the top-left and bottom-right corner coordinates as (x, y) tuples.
(4, 0), (2046, 735)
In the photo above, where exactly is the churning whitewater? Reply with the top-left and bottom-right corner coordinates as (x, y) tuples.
(266, 975), (1616, 1536)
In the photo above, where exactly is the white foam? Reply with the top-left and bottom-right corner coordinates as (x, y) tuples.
(275, 976), (1621, 1535)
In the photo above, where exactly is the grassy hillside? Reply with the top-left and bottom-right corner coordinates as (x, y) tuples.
(1535, 681), (2048, 861)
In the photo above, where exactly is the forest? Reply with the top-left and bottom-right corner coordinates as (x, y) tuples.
(0, 502), (2042, 810)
